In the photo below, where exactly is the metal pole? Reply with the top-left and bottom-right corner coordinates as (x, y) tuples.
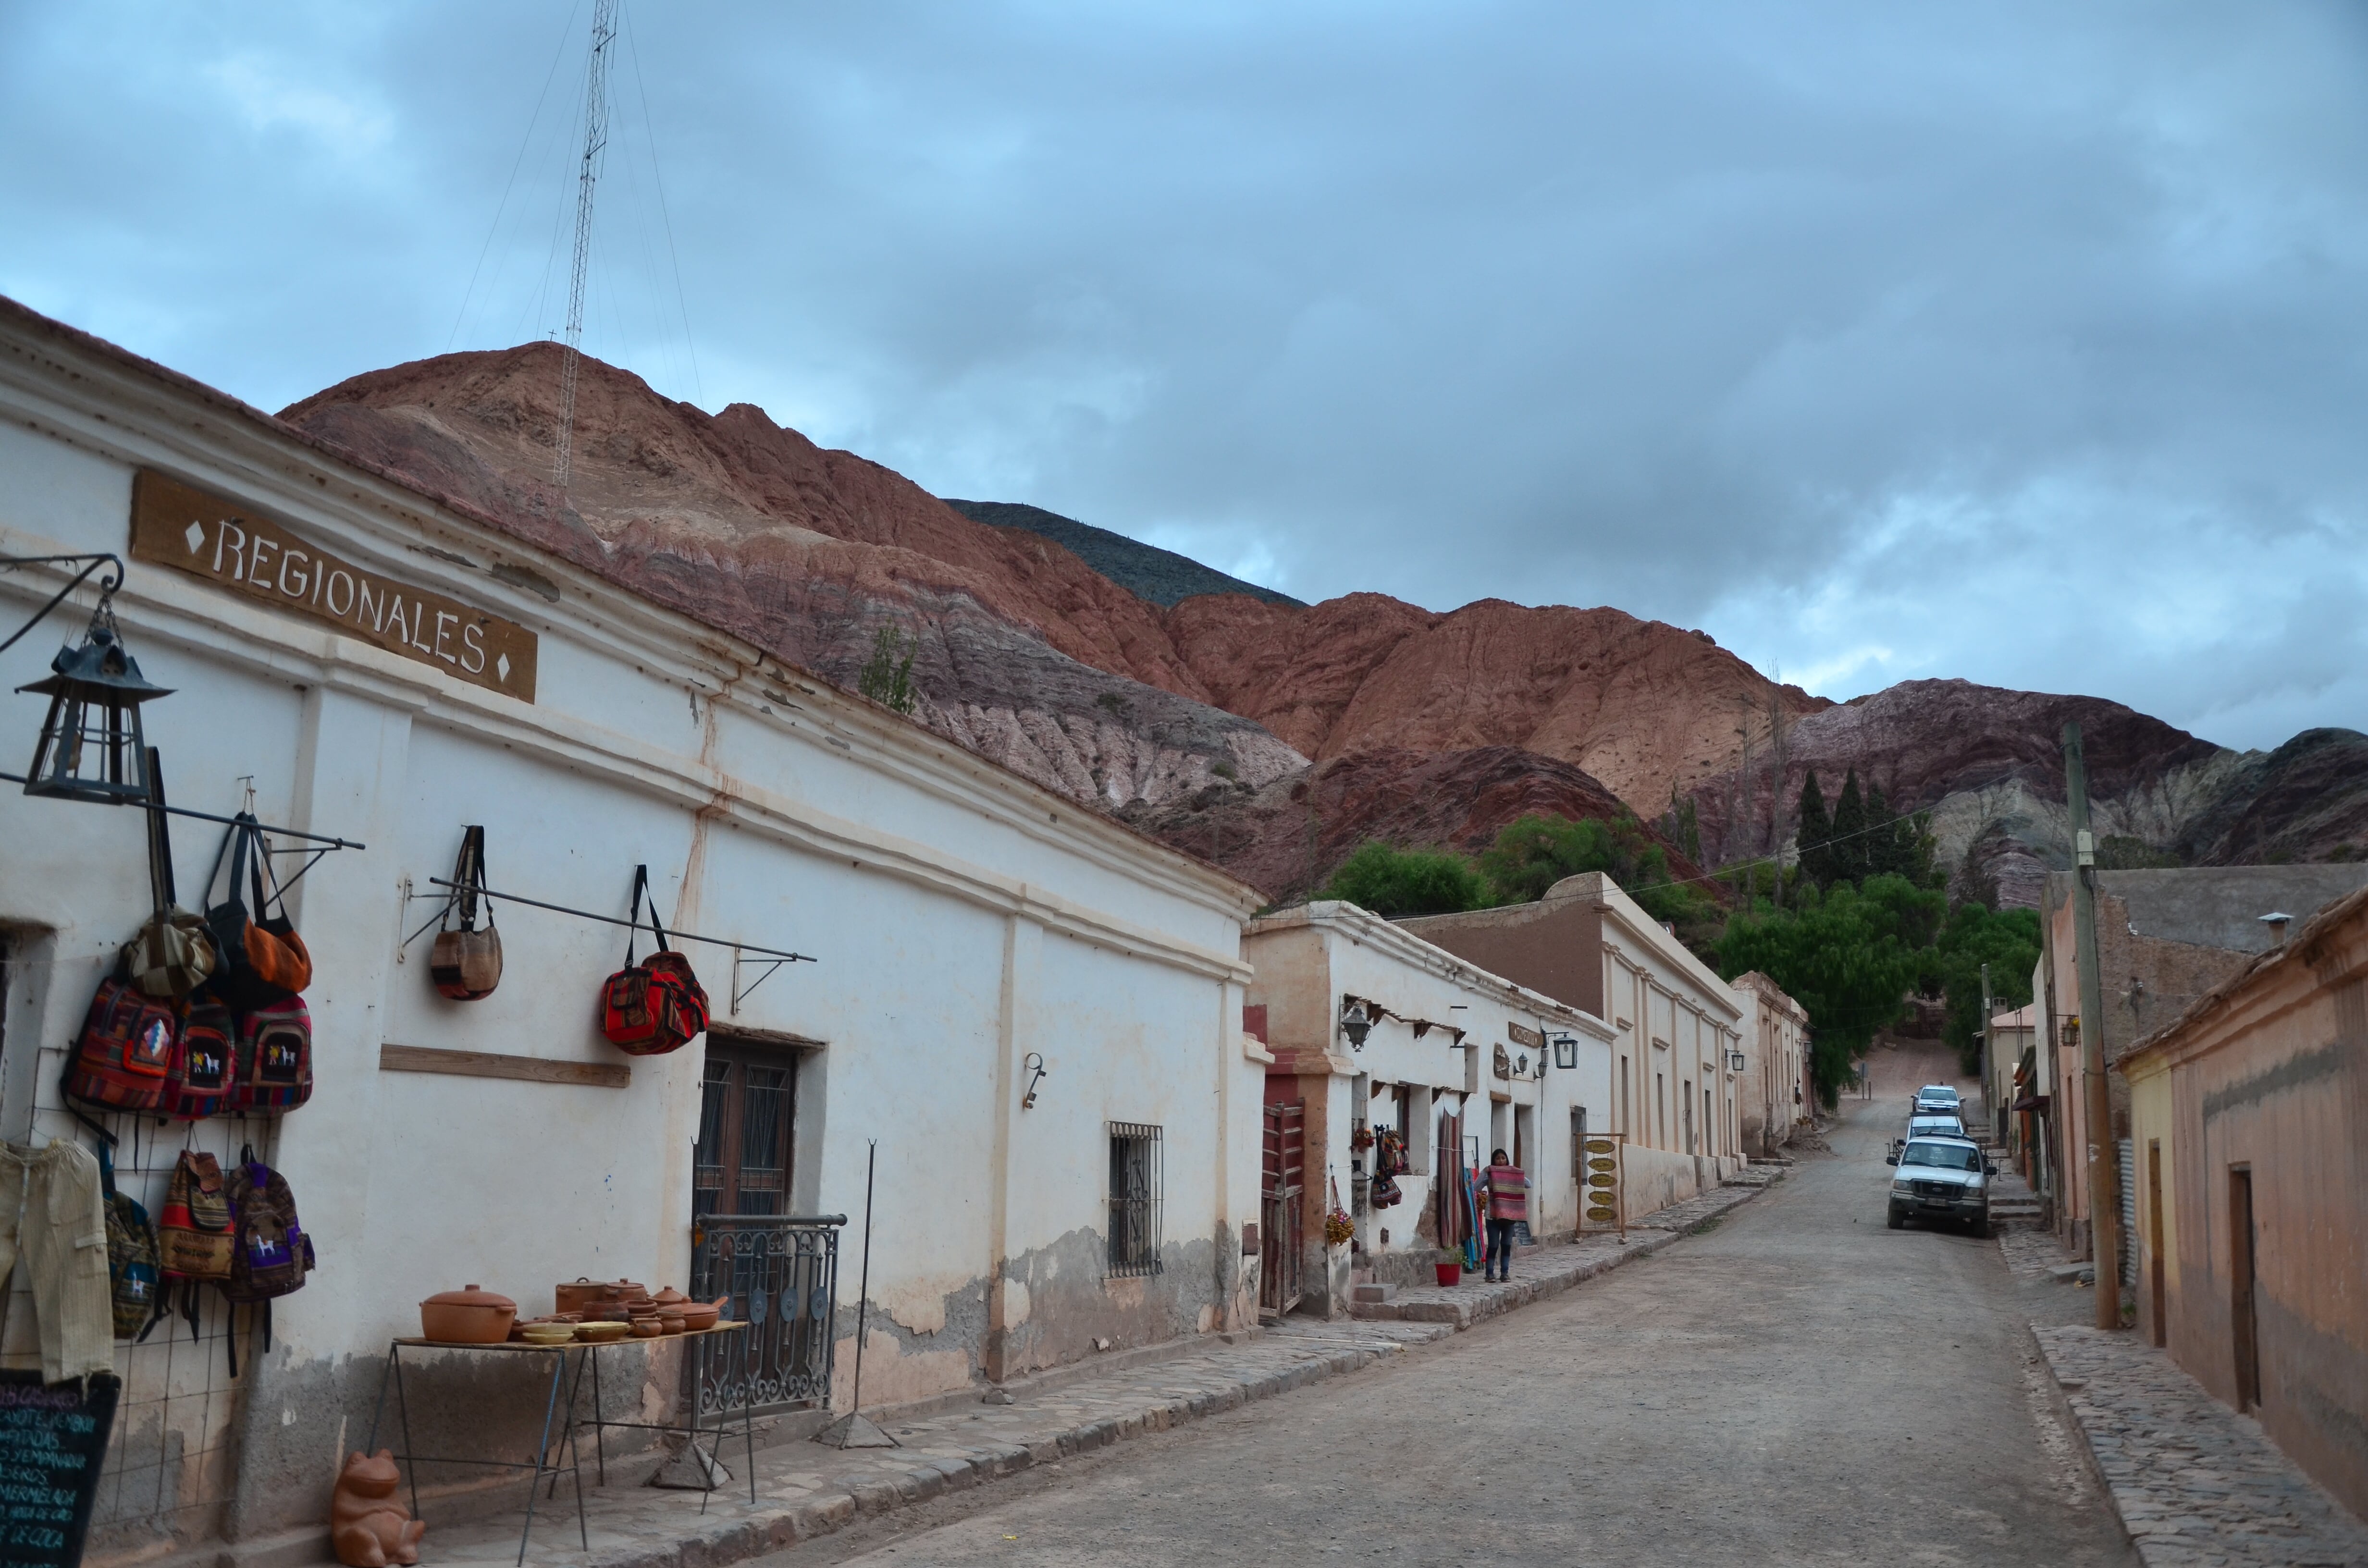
(1980, 962), (1994, 1139)
(848, 1142), (876, 1416)
(2062, 723), (2123, 1328)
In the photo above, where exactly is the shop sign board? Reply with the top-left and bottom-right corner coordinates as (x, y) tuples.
(0, 1370), (119, 1567)
(130, 470), (539, 702)
(1507, 1022), (1545, 1049)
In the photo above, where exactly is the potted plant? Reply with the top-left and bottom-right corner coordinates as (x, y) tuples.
(1434, 1251), (1462, 1287)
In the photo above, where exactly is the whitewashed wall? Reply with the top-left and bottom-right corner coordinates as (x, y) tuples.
(0, 306), (1260, 1556)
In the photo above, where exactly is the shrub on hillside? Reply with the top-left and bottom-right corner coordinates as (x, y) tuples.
(1318, 841), (1491, 918)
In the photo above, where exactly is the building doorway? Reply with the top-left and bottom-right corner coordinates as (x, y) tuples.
(2229, 1165), (2259, 1410)
(2147, 1140), (2166, 1348)
(1260, 1101), (1305, 1314)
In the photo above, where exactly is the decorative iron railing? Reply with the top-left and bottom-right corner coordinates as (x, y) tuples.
(688, 1213), (845, 1415)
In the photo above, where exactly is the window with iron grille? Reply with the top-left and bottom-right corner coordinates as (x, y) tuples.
(1107, 1122), (1163, 1277)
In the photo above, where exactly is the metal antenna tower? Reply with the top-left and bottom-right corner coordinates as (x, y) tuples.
(553, 0), (618, 495)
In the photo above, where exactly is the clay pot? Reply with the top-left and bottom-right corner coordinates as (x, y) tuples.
(650, 1286), (689, 1310)
(658, 1312), (686, 1335)
(630, 1318), (664, 1339)
(420, 1286), (516, 1345)
(678, 1302), (719, 1333)
(555, 1278), (615, 1316)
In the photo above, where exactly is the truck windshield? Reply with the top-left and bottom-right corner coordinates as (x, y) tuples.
(1901, 1143), (1981, 1171)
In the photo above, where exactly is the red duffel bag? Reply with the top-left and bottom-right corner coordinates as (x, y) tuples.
(599, 868), (709, 1056)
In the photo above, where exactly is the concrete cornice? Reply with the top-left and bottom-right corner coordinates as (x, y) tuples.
(1246, 901), (1616, 1040)
(0, 300), (1263, 942)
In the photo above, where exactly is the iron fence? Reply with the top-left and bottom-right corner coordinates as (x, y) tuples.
(688, 1213), (844, 1416)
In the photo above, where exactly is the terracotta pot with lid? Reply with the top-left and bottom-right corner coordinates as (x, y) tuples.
(421, 1285), (517, 1345)
(650, 1286), (689, 1310)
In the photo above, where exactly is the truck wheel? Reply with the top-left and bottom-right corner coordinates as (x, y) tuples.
(1969, 1214), (1989, 1239)
(1886, 1209), (1904, 1231)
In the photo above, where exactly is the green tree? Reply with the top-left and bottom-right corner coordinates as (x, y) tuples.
(1933, 904), (2043, 1073)
(1712, 872), (1945, 1104)
(1318, 841), (1491, 917)
(1794, 770), (1835, 888)
(1828, 770), (1868, 884)
(1476, 812), (1712, 928)
(858, 624), (918, 715)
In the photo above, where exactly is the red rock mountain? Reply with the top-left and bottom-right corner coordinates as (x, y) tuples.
(280, 345), (2366, 905)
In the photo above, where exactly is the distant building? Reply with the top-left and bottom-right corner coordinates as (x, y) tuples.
(1400, 873), (1755, 1216)
(1732, 971), (1810, 1156)
(2114, 883), (2368, 1521)
(2038, 866), (2368, 1260)
(1242, 903), (1613, 1318)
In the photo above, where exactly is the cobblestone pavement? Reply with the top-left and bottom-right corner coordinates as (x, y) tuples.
(382, 1185), (1764, 1567)
(2033, 1326), (2368, 1568)
(763, 1050), (2133, 1568)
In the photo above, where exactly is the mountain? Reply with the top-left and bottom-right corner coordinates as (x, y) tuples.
(1116, 745), (1708, 906)
(280, 344), (1307, 809)
(942, 500), (1302, 608)
(278, 343), (2366, 908)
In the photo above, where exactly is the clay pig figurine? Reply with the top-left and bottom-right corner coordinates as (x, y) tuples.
(331, 1449), (425, 1568)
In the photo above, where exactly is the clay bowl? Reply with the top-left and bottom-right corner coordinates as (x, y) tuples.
(678, 1303), (720, 1333)
(629, 1318), (664, 1339)
(420, 1285), (517, 1345)
(575, 1321), (631, 1344)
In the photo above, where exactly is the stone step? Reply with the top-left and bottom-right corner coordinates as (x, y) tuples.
(1350, 1282), (1398, 1305)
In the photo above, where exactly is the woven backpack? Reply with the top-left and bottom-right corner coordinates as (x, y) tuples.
(599, 867), (708, 1056)
(98, 1145), (162, 1341)
(230, 996), (312, 1115)
(159, 997), (234, 1121)
(158, 1149), (234, 1284)
(221, 1147), (314, 1374)
(65, 969), (176, 1113)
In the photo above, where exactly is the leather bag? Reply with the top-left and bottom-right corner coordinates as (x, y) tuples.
(599, 867), (709, 1057)
(201, 813), (311, 1010)
(429, 825), (503, 1001)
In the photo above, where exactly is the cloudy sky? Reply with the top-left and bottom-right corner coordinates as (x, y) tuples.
(5, 2), (2365, 749)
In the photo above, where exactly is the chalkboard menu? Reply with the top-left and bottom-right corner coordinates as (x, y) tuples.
(0, 1371), (118, 1567)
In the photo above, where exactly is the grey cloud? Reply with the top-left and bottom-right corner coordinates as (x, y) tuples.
(3, 1), (2364, 748)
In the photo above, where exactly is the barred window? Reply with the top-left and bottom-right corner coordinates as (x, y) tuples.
(1108, 1122), (1164, 1277)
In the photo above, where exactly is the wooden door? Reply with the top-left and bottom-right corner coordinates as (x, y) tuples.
(2229, 1167), (2259, 1410)
(2147, 1142), (2166, 1348)
(694, 1041), (797, 1217)
(1260, 1101), (1305, 1313)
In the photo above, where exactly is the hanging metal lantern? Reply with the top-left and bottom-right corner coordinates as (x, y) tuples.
(19, 602), (172, 806)
(1339, 997), (1373, 1051)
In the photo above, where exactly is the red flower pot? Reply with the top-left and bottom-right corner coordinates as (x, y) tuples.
(1434, 1262), (1462, 1287)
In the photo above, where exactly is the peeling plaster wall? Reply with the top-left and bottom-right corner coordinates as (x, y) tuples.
(0, 312), (1261, 1557)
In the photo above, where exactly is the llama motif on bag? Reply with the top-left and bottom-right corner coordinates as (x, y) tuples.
(99, 1144), (162, 1340)
(222, 1151), (314, 1304)
(159, 997), (234, 1121)
(66, 969), (176, 1113)
(231, 996), (312, 1115)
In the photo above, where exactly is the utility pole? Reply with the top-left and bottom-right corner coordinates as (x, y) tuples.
(1979, 961), (1994, 1143)
(2062, 722), (2122, 1328)
(553, 0), (618, 496)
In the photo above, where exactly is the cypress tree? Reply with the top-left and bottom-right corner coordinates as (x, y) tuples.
(1830, 769), (1868, 885)
(1795, 771), (1834, 887)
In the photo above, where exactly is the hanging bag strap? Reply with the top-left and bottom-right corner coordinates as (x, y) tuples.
(622, 865), (651, 968)
(644, 869), (673, 955)
(144, 747), (177, 915)
(248, 820), (289, 922)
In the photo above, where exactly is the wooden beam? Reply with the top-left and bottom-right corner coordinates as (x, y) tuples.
(379, 1043), (630, 1089)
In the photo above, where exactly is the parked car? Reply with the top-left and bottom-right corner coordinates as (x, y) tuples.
(1907, 1112), (1967, 1142)
(1886, 1135), (1995, 1236)
(1911, 1083), (1962, 1116)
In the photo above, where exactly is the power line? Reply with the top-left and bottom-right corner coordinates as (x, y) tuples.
(553, 0), (619, 494)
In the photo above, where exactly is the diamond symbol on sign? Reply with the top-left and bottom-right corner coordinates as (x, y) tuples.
(495, 653), (511, 683)
(183, 522), (206, 554)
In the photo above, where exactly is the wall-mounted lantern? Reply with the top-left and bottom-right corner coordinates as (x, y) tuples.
(1339, 997), (1373, 1051)
(1551, 1033), (1578, 1071)
(1727, 1048), (1747, 1073)
(20, 597), (172, 807)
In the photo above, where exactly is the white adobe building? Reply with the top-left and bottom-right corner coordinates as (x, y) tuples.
(1242, 903), (1615, 1318)
(0, 297), (1266, 1561)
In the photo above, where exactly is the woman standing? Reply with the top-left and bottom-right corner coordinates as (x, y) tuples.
(1480, 1149), (1529, 1282)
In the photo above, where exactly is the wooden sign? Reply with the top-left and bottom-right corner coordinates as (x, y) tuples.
(0, 1370), (119, 1566)
(131, 470), (539, 702)
(1507, 1022), (1545, 1049)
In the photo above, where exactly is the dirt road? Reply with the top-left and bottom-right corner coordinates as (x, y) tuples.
(771, 1047), (2133, 1567)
